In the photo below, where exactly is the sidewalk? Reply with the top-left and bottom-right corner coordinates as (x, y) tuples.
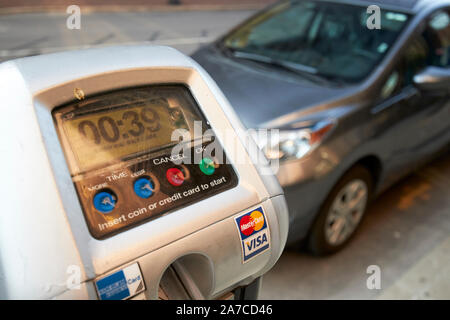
(378, 236), (450, 300)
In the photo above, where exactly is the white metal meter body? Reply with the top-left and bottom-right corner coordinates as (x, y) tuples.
(0, 46), (288, 300)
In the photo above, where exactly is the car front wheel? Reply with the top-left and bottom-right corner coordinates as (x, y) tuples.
(307, 165), (373, 256)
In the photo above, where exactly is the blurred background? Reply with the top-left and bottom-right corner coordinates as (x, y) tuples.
(0, 0), (448, 299)
(0, 0), (274, 61)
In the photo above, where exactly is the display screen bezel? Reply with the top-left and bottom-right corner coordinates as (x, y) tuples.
(52, 84), (210, 176)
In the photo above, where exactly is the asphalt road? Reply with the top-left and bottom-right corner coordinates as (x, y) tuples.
(0, 10), (255, 60)
(1, 9), (449, 299)
(261, 152), (450, 300)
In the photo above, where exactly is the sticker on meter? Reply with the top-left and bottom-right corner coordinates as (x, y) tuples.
(235, 207), (270, 263)
(95, 263), (145, 300)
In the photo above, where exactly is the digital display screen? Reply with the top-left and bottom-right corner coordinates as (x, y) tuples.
(53, 86), (205, 175)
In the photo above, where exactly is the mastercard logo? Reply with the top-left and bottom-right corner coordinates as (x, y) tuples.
(239, 210), (265, 236)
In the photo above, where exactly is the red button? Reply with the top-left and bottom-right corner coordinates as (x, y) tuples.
(166, 168), (185, 186)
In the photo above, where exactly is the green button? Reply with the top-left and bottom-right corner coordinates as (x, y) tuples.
(199, 157), (215, 175)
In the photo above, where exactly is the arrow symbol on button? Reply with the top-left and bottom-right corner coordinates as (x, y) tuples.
(102, 197), (113, 206)
(141, 183), (154, 192)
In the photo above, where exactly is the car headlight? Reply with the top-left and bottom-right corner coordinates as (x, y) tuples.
(255, 120), (336, 162)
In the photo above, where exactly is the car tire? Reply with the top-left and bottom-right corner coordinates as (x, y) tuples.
(307, 165), (373, 256)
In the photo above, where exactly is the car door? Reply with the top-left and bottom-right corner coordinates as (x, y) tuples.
(372, 8), (450, 186)
(413, 9), (450, 160)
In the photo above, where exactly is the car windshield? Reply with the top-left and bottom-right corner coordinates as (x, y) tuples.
(222, 0), (410, 83)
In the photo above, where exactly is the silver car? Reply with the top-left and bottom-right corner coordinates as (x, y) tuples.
(192, 0), (450, 254)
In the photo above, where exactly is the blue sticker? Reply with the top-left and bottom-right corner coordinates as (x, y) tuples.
(96, 270), (130, 300)
(95, 263), (145, 300)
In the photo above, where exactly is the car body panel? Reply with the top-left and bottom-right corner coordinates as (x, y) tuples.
(192, 45), (355, 128)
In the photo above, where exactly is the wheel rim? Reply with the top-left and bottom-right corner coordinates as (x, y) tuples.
(325, 179), (368, 246)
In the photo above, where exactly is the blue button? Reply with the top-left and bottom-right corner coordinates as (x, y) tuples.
(93, 191), (116, 213)
(134, 178), (154, 199)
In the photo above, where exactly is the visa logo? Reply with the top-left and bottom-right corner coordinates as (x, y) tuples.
(246, 233), (268, 251)
(243, 229), (270, 259)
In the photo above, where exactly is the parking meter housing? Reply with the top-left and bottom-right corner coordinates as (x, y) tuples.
(0, 46), (288, 300)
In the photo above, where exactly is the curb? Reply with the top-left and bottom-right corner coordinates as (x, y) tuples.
(0, 4), (266, 15)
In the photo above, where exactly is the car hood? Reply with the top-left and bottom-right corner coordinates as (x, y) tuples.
(192, 45), (353, 128)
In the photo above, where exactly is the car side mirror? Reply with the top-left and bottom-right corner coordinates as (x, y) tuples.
(413, 66), (450, 93)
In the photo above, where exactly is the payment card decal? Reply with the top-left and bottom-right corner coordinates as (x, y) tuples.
(235, 207), (270, 263)
(95, 262), (145, 300)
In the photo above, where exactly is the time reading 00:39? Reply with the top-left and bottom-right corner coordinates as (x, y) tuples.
(77, 105), (161, 145)
(60, 96), (189, 173)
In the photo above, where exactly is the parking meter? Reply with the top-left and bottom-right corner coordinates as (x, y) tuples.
(0, 46), (288, 300)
